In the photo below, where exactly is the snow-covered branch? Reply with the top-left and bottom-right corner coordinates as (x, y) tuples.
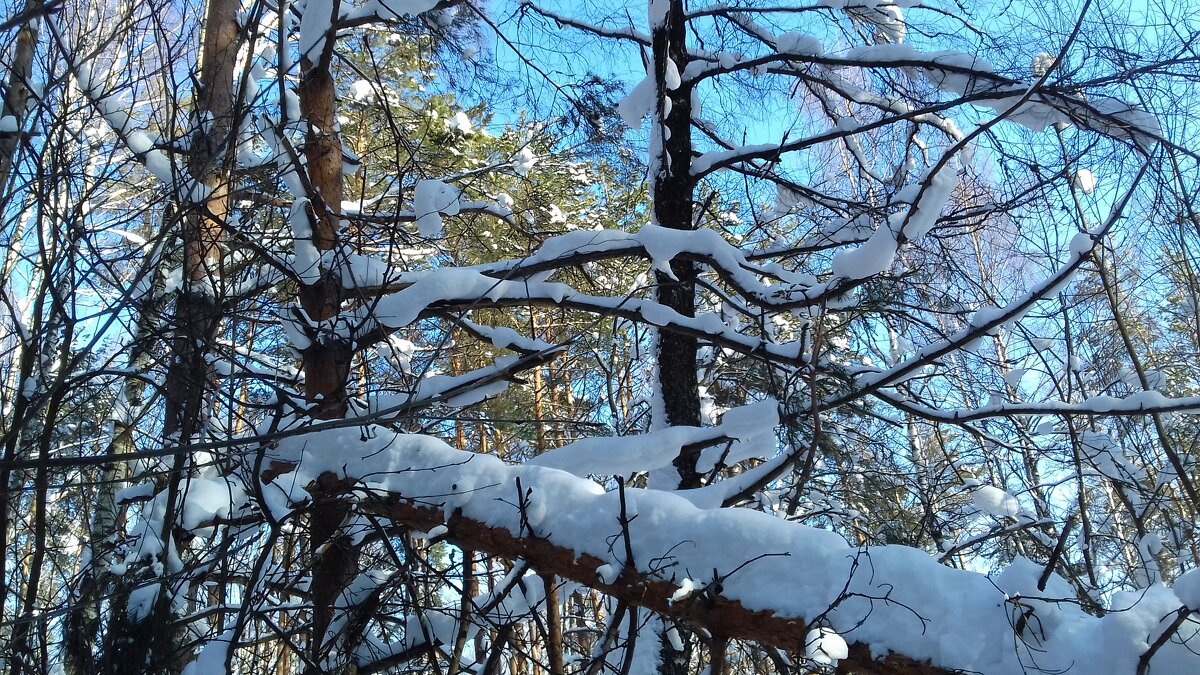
(263, 426), (1200, 675)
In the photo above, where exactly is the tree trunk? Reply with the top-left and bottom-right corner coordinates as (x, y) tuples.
(113, 0), (241, 669)
(0, 0), (39, 189)
(296, 3), (361, 671)
(651, 0), (699, 444)
(649, 4), (699, 674)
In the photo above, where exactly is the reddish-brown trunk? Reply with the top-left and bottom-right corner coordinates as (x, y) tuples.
(295, 5), (362, 671)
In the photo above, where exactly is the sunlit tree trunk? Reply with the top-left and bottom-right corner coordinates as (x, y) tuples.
(0, 0), (39, 189)
(105, 0), (242, 668)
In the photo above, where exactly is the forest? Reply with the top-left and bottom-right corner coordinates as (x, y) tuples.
(2, 0), (1200, 673)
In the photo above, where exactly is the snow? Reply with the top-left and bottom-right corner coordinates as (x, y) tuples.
(349, 79), (375, 102)
(52, 3), (1200, 673)
(512, 146), (538, 174)
(665, 626), (684, 651)
(527, 399), (778, 477)
(180, 477), (246, 530)
(691, 144), (779, 175)
(339, 250), (391, 288)
(1069, 231), (1094, 256)
(1090, 96), (1163, 144)
(830, 221), (897, 279)
(899, 165), (958, 240)
(115, 481), (156, 504)
(366, 266), (807, 365)
(109, 228), (149, 248)
(379, 335), (416, 374)
(596, 563), (619, 584)
(365, 353), (544, 414)
(413, 179), (463, 238)
(1032, 52), (1056, 77)
(805, 627), (849, 666)
(496, 224), (813, 306)
(618, 74), (656, 131)
(284, 89), (301, 121)
(264, 425), (1200, 674)
(669, 577), (697, 603)
(663, 58), (681, 90)
(126, 582), (161, 621)
(287, 198), (322, 283)
(776, 32), (823, 56)
(341, 0), (438, 22)
(1002, 367), (1026, 389)
(372, 268), (509, 328)
(827, 163), (960, 279)
(852, 191), (1135, 395)
(972, 485), (1020, 519)
(280, 304), (314, 351)
(828, 43), (1160, 138)
(994, 556), (1078, 642)
(450, 111), (473, 134)
(181, 629), (234, 675)
(835, 0), (907, 43)
(1175, 568), (1200, 610)
(299, 0), (335, 62)
(462, 320), (554, 354)
(73, 63), (185, 188)
(1074, 168), (1097, 194)
(647, 0), (669, 27)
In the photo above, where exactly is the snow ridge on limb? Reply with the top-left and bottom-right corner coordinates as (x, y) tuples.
(264, 426), (1200, 675)
(874, 388), (1200, 423)
(339, 267), (809, 365)
(527, 399), (779, 477)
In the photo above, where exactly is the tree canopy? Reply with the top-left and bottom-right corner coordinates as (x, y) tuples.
(2, 0), (1200, 674)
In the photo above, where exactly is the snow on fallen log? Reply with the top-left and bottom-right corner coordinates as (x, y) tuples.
(262, 427), (1200, 675)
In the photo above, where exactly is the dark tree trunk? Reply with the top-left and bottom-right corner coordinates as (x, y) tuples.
(650, 4), (700, 674)
(651, 0), (700, 450)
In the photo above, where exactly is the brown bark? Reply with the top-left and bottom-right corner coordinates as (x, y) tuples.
(115, 0), (242, 670)
(0, 0), (37, 190)
(297, 18), (353, 418)
(532, 311), (548, 453)
(544, 575), (565, 675)
(162, 0), (240, 440)
(294, 3), (363, 671)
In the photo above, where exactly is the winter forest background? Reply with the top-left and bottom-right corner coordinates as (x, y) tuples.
(3, 0), (1200, 672)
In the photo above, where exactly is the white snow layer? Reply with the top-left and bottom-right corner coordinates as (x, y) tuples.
(338, 0), (440, 29)
(265, 426), (1200, 675)
(413, 179), (463, 238)
(832, 165), (958, 279)
(299, 0), (335, 62)
(528, 399), (778, 477)
(805, 627), (849, 666)
(618, 74), (656, 130)
(971, 485), (1021, 519)
(1175, 568), (1200, 610)
(1074, 168), (1097, 194)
